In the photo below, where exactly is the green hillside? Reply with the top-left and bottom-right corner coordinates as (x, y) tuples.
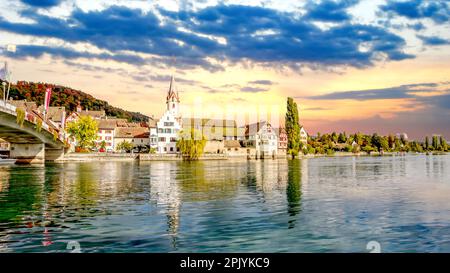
(5, 81), (148, 122)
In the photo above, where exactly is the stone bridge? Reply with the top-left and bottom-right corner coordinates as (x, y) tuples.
(0, 101), (65, 163)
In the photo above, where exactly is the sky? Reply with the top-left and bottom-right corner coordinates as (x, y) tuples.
(0, 0), (449, 140)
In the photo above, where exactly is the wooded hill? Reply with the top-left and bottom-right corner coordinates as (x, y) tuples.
(5, 80), (148, 122)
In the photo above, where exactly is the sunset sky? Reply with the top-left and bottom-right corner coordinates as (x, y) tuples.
(0, 0), (449, 139)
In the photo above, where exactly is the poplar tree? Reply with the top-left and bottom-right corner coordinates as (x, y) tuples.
(285, 97), (300, 158)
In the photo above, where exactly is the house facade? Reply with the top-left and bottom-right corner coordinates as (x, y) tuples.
(114, 127), (149, 151)
(300, 126), (308, 147)
(242, 121), (278, 158)
(275, 127), (288, 154)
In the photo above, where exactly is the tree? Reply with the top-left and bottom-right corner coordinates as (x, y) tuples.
(440, 136), (448, 152)
(285, 97), (301, 158)
(372, 133), (389, 152)
(331, 132), (338, 143)
(432, 135), (440, 151)
(66, 115), (98, 150)
(338, 132), (347, 143)
(177, 129), (207, 161)
(116, 140), (134, 153)
(99, 140), (106, 152)
(388, 134), (395, 150)
(424, 136), (430, 151)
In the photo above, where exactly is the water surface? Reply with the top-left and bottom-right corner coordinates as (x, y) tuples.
(1, 154), (450, 252)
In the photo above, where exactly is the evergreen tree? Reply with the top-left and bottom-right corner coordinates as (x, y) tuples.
(440, 136), (448, 151)
(424, 136), (429, 151)
(432, 135), (440, 151)
(285, 97), (301, 158)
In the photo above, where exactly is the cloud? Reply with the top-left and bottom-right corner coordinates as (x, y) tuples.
(248, 80), (275, 85)
(381, 0), (450, 23)
(304, 107), (330, 111)
(240, 86), (269, 93)
(417, 35), (450, 46)
(21, 0), (62, 8)
(308, 82), (445, 100)
(0, 4), (415, 72)
(304, 0), (359, 22)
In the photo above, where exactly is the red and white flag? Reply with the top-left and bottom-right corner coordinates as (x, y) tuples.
(44, 87), (52, 117)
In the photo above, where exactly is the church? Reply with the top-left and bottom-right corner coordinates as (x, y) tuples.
(156, 76), (182, 154)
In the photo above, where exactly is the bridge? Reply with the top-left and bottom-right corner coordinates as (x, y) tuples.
(0, 101), (65, 163)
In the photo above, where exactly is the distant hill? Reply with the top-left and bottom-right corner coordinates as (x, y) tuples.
(6, 81), (149, 122)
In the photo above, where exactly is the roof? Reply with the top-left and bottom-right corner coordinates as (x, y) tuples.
(97, 119), (120, 129)
(79, 110), (105, 119)
(166, 75), (180, 103)
(224, 140), (241, 148)
(274, 127), (287, 136)
(245, 121), (267, 136)
(38, 106), (65, 122)
(8, 100), (37, 112)
(148, 118), (157, 128)
(182, 118), (237, 128)
(115, 127), (148, 138)
(97, 118), (142, 129)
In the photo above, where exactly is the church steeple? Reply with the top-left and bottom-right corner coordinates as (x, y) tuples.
(166, 75), (180, 118)
(166, 75), (180, 103)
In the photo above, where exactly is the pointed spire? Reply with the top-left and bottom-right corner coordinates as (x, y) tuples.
(166, 75), (180, 103)
(169, 75), (175, 93)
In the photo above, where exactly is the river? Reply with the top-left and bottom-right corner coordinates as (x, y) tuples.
(1, 154), (450, 252)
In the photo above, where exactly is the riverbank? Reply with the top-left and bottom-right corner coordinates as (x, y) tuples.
(54, 151), (448, 163)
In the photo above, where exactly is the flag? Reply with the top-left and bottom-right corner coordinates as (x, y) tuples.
(44, 87), (52, 117)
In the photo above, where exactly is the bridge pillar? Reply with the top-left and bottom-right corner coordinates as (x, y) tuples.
(10, 143), (45, 164)
(45, 147), (65, 162)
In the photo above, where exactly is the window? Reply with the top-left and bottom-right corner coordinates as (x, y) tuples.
(170, 137), (177, 142)
(164, 122), (174, 127)
(172, 103), (175, 109)
(164, 147), (167, 152)
(159, 137), (166, 142)
(158, 128), (163, 133)
(170, 147), (173, 152)
(165, 128), (171, 134)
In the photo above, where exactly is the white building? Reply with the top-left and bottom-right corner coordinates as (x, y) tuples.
(300, 126), (308, 147)
(149, 119), (158, 150)
(156, 76), (182, 154)
(243, 121), (278, 158)
(96, 119), (122, 152)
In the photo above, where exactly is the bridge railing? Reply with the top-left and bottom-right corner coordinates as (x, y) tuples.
(0, 100), (65, 143)
(0, 100), (17, 115)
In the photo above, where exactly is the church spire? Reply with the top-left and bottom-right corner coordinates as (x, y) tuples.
(166, 75), (180, 103)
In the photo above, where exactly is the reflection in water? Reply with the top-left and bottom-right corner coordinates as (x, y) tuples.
(1, 155), (450, 252)
(148, 162), (181, 249)
(286, 160), (302, 229)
